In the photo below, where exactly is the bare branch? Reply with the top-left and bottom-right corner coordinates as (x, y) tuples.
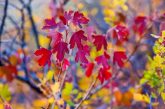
(0, 0), (8, 52)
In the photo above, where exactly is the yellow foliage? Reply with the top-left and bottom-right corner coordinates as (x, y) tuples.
(100, 0), (128, 25)
(32, 99), (48, 107)
(46, 70), (54, 81)
(48, 97), (54, 104)
(39, 35), (50, 48)
(114, 89), (133, 106)
(133, 93), (150, 103)
(51, 82), (60, 94)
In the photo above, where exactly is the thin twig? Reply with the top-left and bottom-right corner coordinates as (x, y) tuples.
(75, 78), (97, 109)
(59, 70), (67, 92)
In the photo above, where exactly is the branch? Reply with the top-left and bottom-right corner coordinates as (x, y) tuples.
(16, 76), (43, 94)
(75, 78), (97, 109)
(19, 0), (40, 48)
(0, 0), (8, 50)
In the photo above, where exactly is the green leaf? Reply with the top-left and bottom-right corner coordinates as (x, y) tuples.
(62, 82), (73, 95)
(140, 78), (147, 85)
(72, 89), (78, 94)
(67, 100), (74, 107)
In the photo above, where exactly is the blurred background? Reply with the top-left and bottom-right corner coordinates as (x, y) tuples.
(0, 0), (165, 109)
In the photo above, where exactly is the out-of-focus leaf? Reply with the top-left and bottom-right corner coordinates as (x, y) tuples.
(46, 70), (54, 81)
(0, 65), (17, 82)
(114, 89), (133, 106)
(0, 84), (11, 101)
(161, 92), (165, 101)
(67, 100), (74, 107)
(9, 55), (19, 66)
(51, 82), (60, 94)
(62, 82), (73, 96)
(39, 35), (50, 47)
(133, 93), (150, 103)
(32, 99), (47, 107)
(4, 103), (12, 109)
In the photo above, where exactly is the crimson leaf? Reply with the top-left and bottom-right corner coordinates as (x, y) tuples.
(34, 48), (52, 66)
(112, 24), (129, 42)
(95, 53), (109, 68)
(62, 58), (70, 71)
(75, 45), (89, 64)
(42, 17), (57, 29)
(72, 11), (89, 26)
(113, 51), (127, 67)
(0, 65), (17, 82)
(47, 31), (62, 47)
(85, 62), (94, 77)
(133, 16), (147, 35)
(69, 30), (87, 50)
(52, 41), (69, 61)
(98, 67), (111, 84)
(93, 35), (107, 51)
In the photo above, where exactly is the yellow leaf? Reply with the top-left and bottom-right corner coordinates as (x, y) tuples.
(162, 31), (165, 37)
(51, 82), (60, 94)
(133, 93), (150, 103)
(77, 3), (84, 9)
(39, 35), (50, 47)
(46, 70), (54, 81)
(33, 99), (47, 107)
(161, 92), (165, 101)
(48, 97), (54, 104)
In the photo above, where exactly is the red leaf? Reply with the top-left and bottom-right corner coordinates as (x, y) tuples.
(72, 11), (89, 26)
(59, 10), (74, 25)
(95, 54), (109, 68)
(53, 41), (69, 61)
(34, 48), (52, 66)
(62, 58), (70, 70)
(133, 16), (147, 35)
(113, 51), (127, 67)
(75, 45), (89, 64)
(98, 67), (111, 84)
(104, 52), (110, 59)
(0, 65), (17, 82)
(69, 30), (87, 50)
(59, 15), (67, 25)
(112, 24), (129, 43)
(42, 17), (57, 29)
(47, 31), (62, 47)
(64, 10), (74, 21)
(85, 62), (94, 77)
(93, 35), (107, 51)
